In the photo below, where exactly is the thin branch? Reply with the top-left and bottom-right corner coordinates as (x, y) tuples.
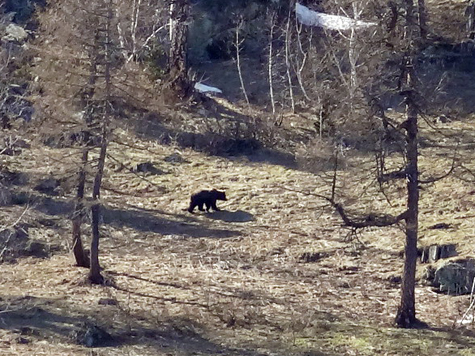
(282, 186), (408, 229)
(418, 159), (457, 184)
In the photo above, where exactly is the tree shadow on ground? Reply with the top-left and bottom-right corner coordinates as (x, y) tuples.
(130, 108), (299, 170)
(32, 196), (241, 239)
(107, 271), (337, 355)
(204, 209), (254, 223)
(102, 206), (241, 238)
(0, 296), (119, 347)
(0, 294), (333, 355)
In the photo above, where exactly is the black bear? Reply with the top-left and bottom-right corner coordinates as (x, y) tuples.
(187, 189), (227, 213)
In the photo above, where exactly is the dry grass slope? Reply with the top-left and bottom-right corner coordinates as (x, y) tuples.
(2, 106), (475, 356)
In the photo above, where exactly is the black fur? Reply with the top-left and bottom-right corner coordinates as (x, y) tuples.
(187, 189), (227, 213)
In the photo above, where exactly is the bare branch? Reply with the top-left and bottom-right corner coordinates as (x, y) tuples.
(282, 186), (408, 229)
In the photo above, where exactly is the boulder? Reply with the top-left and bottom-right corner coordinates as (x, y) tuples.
(134, 162), (165, 175)
(74, 322), (113, 347)
(164, 152), (188, 164)
(430, 258), (475, 295)
(419, 244), (457, 263)
(2, 24), (28, 42)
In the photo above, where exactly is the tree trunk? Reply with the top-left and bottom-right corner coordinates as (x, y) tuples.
(395, 57), (419, 328)
(417, 0), (427, 39)
(72, 149), (90, 268)
(89, 128), (108, 284)
(72, 26), (100, 269)
(89, 0), (113, 284)
(89, 203), (103, 283)
(168, 0), (190, 97)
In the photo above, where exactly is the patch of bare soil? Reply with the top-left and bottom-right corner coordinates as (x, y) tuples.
(2, 111), (475, 356)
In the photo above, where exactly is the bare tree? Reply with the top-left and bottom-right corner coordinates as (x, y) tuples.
(71, 29), (101, 269)
(34, 0), (105, 270)
(34, 0), (154, 281)
(267, 11), (277, 116)
(115, 0), (167, 62)
(284, 8), (295, 113)
(288, 0), (456, 328)
(89, 0), (115, 284)
(417, 0), (428, 39)
(394, 0), (420, 327)
(234, 17), (250, 107)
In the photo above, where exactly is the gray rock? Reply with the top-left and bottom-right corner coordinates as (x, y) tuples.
(75, 322), (113, 347)
(98, 298), (117, 306)
(420, 244), (457, 263)
(134, 162), (165, 175)
(0, 170), (28, 186)
(2, 24), (28, 42)
(299, 251), (329, 263)
(22, 240), (49, 258)
(431, 259), (475, 295)
(164, 152), (188, 163)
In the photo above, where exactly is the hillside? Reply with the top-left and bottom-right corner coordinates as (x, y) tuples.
(1, 111), (475, 355)
(2, 0), (475, 355)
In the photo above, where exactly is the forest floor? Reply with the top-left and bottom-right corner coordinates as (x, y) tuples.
(2, 97), (475, 356)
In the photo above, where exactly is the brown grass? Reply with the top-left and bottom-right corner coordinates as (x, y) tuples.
(2, 106), (475, 356)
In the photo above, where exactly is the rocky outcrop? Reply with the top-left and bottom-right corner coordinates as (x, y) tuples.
(425, 258), (475, 295)
(419, 243), (457, 263)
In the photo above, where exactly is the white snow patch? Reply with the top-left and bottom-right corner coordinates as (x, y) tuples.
(194, 82), (222, 94)
(296, 3), (376, 31)
(458, 313), (475, 326)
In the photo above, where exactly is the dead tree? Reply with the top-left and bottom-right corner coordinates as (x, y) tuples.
(323, 0), (424, 328)
(71, 30), (102, 269)
(394, 58), (419, 327)
(35, 0), (159, 280)
(89, 0), (114, 284)
(71, 148), (90, 268)
(309, 0), (456, 327)
(466, 1), (475, 39)
(235, 17), (250, 106)
(394, 0), (420, 327)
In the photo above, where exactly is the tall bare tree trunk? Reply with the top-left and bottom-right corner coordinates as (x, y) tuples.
(284, 12), (295, 113)
(89, 143), (107, 284)
(168, 0), (190, 97)
(235, 18), (250, 107)
(268, 12), (276, 116)
(89, 0), (113, 284)
(395, 58), (419, 327)
(395, 0), (420, 327)
(72, 29), (100, 269)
